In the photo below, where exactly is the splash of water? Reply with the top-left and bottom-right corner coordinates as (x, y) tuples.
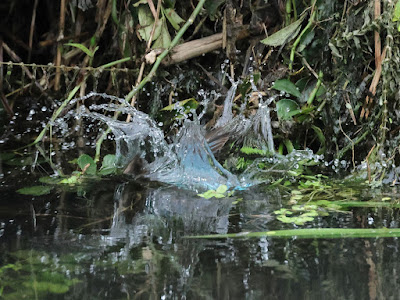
(80, 92), (239, 191)
(68, 86), (323, 191)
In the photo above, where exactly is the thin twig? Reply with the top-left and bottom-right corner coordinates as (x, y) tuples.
(365, 145), (376, 183)
(2, 41), (44, 92)
(55, 0), (66, 91)
(126, 0), (162, 122)
(28, 0), (39, 63)
(338, 117), (355, 170)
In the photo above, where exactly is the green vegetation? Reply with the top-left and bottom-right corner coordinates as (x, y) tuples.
(2, 0), (400, 185)
(0, 251), (80, 298)
(198, 184), (234, 199)
(189, 228), (400, 239)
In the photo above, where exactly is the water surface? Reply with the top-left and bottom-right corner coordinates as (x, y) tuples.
(1, 176), (399, 299)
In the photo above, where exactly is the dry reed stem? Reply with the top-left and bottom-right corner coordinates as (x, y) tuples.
(55, 0), (66, 91)
(360, 0), (382, 119)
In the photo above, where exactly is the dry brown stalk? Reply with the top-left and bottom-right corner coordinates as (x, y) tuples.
(54, 0), (66, 91)
(126, 0), (162, 122)
(28, 0), (39, 63)
(162, 27), (250, 66)
(360, 0), (382, 120)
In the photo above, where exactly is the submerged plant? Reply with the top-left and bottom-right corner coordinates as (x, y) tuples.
(0, 250), (80, 298)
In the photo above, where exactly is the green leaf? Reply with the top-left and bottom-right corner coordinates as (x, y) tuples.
(59, 175), (80, 184)
(393, 0), (400, 22)
(240, 147), (267, 156)
(276, 99), (300, 120)
(98, 154), (117, 176)
(328, 42), (343, 59)
(277, 215), (293, 223)
(161, 98), (198, 111)
(17, 185), (53, 196)
(198, 190), (216, 199)
(0, 153), (15, 160)
(261, 15), (305, 47)
(316, 84), (326, 98)
(39, 176), (62, 184)
(295, 77), (310, 93)
(164, 8), (184, 30)
(153, 17), (171, 48)
(204, 0), (225, 19)
(137, 5), (162, 42)
(216, 185), (228, 194)
(189, 228), (400, 239)
(64, 43), (95, 57)
(77, 154), (96, 175)
(133, 0), (148, 7)
(311, 125), (326, 154)
(214, 193), (225, 198)
(272, 79), (301, 98)
(297, 29), (315, 52)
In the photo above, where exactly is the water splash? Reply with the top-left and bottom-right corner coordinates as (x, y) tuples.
(153, 120), (239, 190)
(78, 93), (239, 191)
(65, 87), (324, 191)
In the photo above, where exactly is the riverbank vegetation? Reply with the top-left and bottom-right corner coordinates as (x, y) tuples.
(1, 0), (400, 187)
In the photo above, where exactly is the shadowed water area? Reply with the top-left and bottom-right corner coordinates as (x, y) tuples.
(1, 179), (400, 299)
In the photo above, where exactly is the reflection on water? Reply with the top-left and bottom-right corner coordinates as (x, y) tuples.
(1, 180), (400, 299)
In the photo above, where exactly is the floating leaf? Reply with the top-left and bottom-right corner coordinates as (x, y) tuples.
(17, 185), (53, 196)
(272, 79), (301, 98)
(214, 193), (226, 198)
(216, 185), (228, 194)
(261, 15), (305, 47)
(198, 185), (232, 199)
(197, 190), (216, 199)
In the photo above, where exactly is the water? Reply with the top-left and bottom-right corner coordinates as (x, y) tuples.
(1, 179), (399, 299)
